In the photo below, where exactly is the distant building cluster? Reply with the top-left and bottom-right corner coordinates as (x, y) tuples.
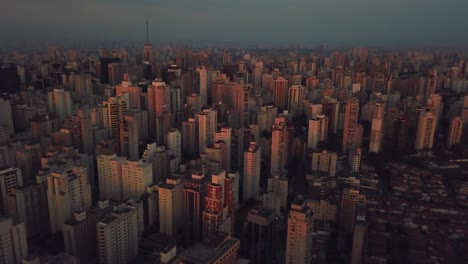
(0, 39), (467, 264)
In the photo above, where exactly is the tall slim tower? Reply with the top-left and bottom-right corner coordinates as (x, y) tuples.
(143, 20), (153, 80)
(447, 116), (463, 147)
(159, 177), (184, 237)
(196, 108), (217, 154)
(243, 142), (261, 202)
(103, 96), (127, 139)
(119, 113), (140, 161)
(273, 77), (289, 110)
(271, 117), (287, 175)
(183, 173), (208, 246)
(342, 97), (359, 153)
(369, 103), (384, 153)
(97, 154), (126, 202)
(414, 110), (437, 151)
(285, 196), (314, 264)
(288, 85), (305, 116)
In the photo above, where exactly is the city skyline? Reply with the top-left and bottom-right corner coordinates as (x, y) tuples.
(2, 0), (468, 48)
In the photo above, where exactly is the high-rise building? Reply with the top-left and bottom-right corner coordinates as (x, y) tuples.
(246, 208), (279, 264)
(103, 96), (127, 139)
(0, 167), (23, 216)
(166, 128), (181, 164)
(393, 114), (409, 151)
(97, 154), (126, 202)
(0, 63), (20, 94)
(178, 231), (240, 264)
(447, 116), (463, 147)
(308, 115), (329, 150)
(47, 166), (92, 233)
(369, 103), (384, 153)
(339, 188), (366, 235)
(119, 113), (140, 161)
(122, 160), (153, 200)
(182, 117), (198, 157)
(267, 173), (288, 209)
(257, 105), (278, 133)
(350, 215), (367, 264)
(196, 66), (208, 107)
(414, 110), (437, 151)
(215, 127), (232, 173)
(0, 98), (14, 135)
(322, 98), (340, 134)
(71, 108), (94, 154)
(6, 184), (49, 238)
(147, 81), (171, 141)
(196, 108), (217, 154)
(271, 117), (287, 175)
(63, 200), (112, 263)
(47, 88), (72, 122)
(159, 177), (184, 237)
(97, 206), (139, 264)
(183, 172), (208, 246)
(243, 142), (261, 201)
(342, 97), (359, 152)
(0, 217), (28, 264)
(311, 150), (337, 176)
(273, 77), (289, 110)
(288, 85), (305, 116)
(285, 196), (314, 264)
(349, 148), (362, 172)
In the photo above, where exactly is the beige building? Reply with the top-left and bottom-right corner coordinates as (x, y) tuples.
(97, 154), (126, 202)
(196, 108), (217, 154)
(122, 160), (153, 200)
(271, 117), (287, 175)
(414, 110), (437, 151)
(47, 88), (72, 122)
(349, 148), (362, 172)
(47, 166), (92, 233)
(159, 177), (183, 237)
(369, 103), (384, 153)
(306, 199), (337, 222)
(0, 217), (28, 264)
(312, 150), (337, 177)
(285, 197), (314, 264)
(267, 173), (288, 209)
(308, 114), (328, 150)
(97, 206), (139, 264)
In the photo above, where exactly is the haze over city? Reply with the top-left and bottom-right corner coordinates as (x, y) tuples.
(2, 0), (468, 47)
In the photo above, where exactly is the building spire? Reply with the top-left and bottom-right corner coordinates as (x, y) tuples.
(146, 19), (150, 44)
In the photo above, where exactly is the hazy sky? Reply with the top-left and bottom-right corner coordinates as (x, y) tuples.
(2, 0), (468, 47)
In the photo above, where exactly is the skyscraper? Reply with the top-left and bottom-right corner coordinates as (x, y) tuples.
(47, 166), (92, 233)
(273, 77), (289, 110)
(339, 188), (366, 235)
(447, 116), (463, 147)
(369, 103), (385, 153)
(71, 108), (94, 154)
(312, 150), (338, 177)
(342, 97), (359, 153)
(243, 142), (261, 201)
(182, 117), (198, 157)
(414, 110), (437, 151)
(285, 196), (314, 264)
(47, 88), (72, 122)
(103, 96), (127, 139)
(122, 160), (153, 200)
(196, 108), (217, 154)
(246, 208), (279, 264)
(267, 173), (288, 209)
(0, 63), (20, 94)
(183, 172), (208, 246)
(308, 114), (329, 150)
(0, 217), (28, 263)
(119, 113), (140, 161)
(97, 206), (139, 264)
(271, 117), (287, 175)
(288, 85), (305, 116)
(159, 177), (184, 237)
(0, 167), (23, 216)
(97, 154), (126, 202)
(166, 128), (182, 164)
(196, 66), (208, 107)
